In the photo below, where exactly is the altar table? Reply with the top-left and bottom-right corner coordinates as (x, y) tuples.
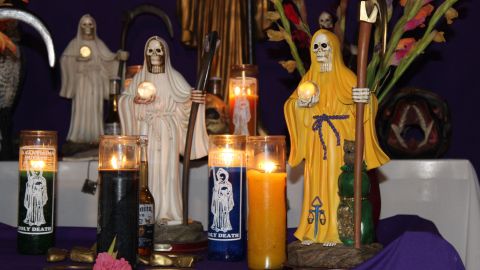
(0, 215), (465, 270)
(0, 159), (478, 269)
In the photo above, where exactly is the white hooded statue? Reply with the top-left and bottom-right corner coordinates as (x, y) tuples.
(60, 14), (120, 143)
(119, 36), (208, 224)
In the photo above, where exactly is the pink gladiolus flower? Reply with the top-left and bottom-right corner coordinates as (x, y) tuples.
(93, 252), (132, 270)
(391, 38), (416, 66)
(404, 4), (434, 31)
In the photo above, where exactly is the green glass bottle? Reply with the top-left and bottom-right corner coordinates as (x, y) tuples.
(337, 140), (374, 246)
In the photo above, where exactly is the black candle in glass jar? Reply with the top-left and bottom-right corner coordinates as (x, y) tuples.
(97, 135), (140, 268)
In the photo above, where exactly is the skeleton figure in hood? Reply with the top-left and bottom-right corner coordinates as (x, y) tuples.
(119, 36), (208, 224)
(284, 30), (389, 244)
(60, 14), (123, 144)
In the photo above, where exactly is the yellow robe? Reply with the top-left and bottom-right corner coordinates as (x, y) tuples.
(284, 30), (389, 243)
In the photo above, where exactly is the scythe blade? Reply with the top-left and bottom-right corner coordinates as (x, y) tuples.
(0, 7), (55, 67)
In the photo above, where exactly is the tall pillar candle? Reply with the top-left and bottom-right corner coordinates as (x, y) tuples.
(207, 135), (246, 261)
(17, 130), (57, 255)
(97, 135), (140, 268)
(247, 136), (286, 269)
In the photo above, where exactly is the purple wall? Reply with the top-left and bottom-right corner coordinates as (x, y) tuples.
(13, 1), (480, 173)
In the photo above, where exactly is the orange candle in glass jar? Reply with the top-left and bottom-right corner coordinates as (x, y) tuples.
(228, 77), (258, 136)
(246, 136), (287, 270)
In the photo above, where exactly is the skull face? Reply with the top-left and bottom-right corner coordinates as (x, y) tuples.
(145, 38), (165, 74)
(205, 93), (229, 135)
(80, 16), (95, 40)
(312, 34), (332, 72)
(318, 12), (333, 29)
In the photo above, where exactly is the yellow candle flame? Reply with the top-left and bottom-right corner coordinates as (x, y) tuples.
(234, 86), (241, 96)
(110, 155), (127, 169)
(261, 160), (277, 173)
(30, 160), (45, 170)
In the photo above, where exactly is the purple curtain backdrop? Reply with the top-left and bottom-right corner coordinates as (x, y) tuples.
(12, 1), (479, 173)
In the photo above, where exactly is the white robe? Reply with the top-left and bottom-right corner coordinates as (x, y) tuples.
(119, 37), (208, 223)
(60, 15), (118, 143)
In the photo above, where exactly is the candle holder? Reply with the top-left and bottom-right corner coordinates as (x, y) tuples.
(17, 130), (57, 255)
(228, 64), (258, 136)
(246, 136), (287, 269)
(97, 135), (140, 268)
(207, 135), (246, 261)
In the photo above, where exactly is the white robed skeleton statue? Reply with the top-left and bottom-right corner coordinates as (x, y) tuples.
(60, 14), (126, 143)
(119, 36), (208, 225)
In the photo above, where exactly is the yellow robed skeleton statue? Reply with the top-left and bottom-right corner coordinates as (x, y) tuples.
(284, 29), (389, 244)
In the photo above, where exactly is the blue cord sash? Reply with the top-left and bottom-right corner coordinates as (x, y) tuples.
(312, 114), (349, 160)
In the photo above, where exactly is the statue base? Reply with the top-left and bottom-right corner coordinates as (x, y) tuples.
(286, 241), (382, 269)
(154, 220), (207, 253)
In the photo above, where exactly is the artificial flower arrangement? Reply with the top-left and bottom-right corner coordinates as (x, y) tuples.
(267, 0), (460, 103)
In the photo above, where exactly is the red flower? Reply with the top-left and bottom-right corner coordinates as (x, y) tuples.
(292, 30), (310, 49)
(283, 3), (300, 25)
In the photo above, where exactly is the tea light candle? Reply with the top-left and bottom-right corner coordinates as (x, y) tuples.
(247, 136), (286, 269)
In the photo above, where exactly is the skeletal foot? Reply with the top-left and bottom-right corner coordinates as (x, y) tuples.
(323, 242), (337, 247)
(301, 240), (314, 246)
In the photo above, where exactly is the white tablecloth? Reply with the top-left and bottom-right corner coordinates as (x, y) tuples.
(1, 159), (478, 269)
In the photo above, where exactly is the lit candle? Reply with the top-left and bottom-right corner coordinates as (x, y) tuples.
(97, 135), (140, 268)
(17, 130), (57, 255)
(247, 136), (286, 269)
(228, 64), (258, 136)
(207, 135), (247, 261)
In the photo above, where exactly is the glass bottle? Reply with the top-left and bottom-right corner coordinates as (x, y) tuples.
(104, 78), (121, 135)
(207, 135), (246, 261)
(138, 136), (155, 257)
(17, 130), (57, 254)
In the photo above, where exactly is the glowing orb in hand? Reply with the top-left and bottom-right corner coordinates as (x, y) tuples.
(137, 81), (156, 100)
(79, 46), (91, 58)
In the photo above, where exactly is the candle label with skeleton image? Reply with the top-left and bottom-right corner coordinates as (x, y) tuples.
(208, 166), (246, 260)
(17, 147), (56, 236)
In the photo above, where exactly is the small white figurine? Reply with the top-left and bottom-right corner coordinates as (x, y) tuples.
(60, 14), (126, 144)
(119, 36), (208, 225)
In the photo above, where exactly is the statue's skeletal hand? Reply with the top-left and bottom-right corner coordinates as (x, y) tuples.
(191, 90), (205, 104)
(297, 81), (320, 108)
(352, 87), (370, 103)
(116, 50), (129, 61)
(134, 95), (155, 105)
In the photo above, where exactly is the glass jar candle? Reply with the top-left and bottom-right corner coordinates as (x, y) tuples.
(246, 136), (287, 269)
(207, 135), (247, 261)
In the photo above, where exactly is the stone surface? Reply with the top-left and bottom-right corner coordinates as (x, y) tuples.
(287, 241), (382, 269)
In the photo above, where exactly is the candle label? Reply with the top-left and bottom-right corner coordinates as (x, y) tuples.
(17, 147), (56, 235)
(208, 166), (244, 241)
